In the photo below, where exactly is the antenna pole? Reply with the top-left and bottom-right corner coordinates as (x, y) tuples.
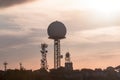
(40, 43), (48, 70)
(3, 62), (8, 71)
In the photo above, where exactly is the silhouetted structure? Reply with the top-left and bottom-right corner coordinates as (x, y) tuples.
(3, 62), (8, 71)
(1, 21), (120, 80)
(33, 69), (51, 80)
(40, 43), (48, 70)
(65, 52), (73, 70)
(19, 63), (25, 70)
(0, 64), (120, 80)
(47, 21), (67, 69)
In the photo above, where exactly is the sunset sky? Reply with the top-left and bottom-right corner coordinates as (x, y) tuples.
(0, 0), (120, 70)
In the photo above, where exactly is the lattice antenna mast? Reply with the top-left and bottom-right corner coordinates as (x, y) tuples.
(3, 62), (8, 71)
(40, 43), (48, 70)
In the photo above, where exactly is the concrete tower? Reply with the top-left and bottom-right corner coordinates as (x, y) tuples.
(47, 21), (67, 69)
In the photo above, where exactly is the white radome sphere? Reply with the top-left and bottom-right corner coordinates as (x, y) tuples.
(47, 21), (67, 39)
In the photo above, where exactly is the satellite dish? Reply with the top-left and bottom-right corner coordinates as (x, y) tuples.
(47, 21), (67, 39)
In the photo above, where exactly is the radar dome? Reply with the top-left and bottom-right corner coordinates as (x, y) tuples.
(66, 52), (70, 58)
(47, 21), (67, 39)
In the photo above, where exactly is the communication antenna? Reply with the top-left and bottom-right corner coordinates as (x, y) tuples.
(65, 52), (71, 63)
(47, 21), (67, 69)
(65, 52), (73, 70)
(3, 62), (8, 71)
(19, 62), (24, 70)
(40, 43), (48, 70)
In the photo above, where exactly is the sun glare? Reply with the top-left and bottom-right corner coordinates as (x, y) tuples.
(75, 0), (120, 14)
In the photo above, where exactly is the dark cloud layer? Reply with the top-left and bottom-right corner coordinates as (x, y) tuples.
(0, 0), (35, 8)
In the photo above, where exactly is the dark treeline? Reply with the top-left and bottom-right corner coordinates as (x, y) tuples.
(0, 65), (120, 80)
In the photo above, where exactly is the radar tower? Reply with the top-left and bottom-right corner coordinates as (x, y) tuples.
(47, 21), (67, 69)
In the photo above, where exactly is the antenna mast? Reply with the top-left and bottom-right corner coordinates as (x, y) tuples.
(3, 62), (8, 71)
(40, 43), (48, 70)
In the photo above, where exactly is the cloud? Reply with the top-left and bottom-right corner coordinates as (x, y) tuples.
(0, 0), (35, 8)
(48, 10), (120, 33)
(0, 14), (22, 31)
(0, 27), (48, 50)
(0, 35), (30, 49)
(1, 6), (120, 69)
(0, 13), (48, 50)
